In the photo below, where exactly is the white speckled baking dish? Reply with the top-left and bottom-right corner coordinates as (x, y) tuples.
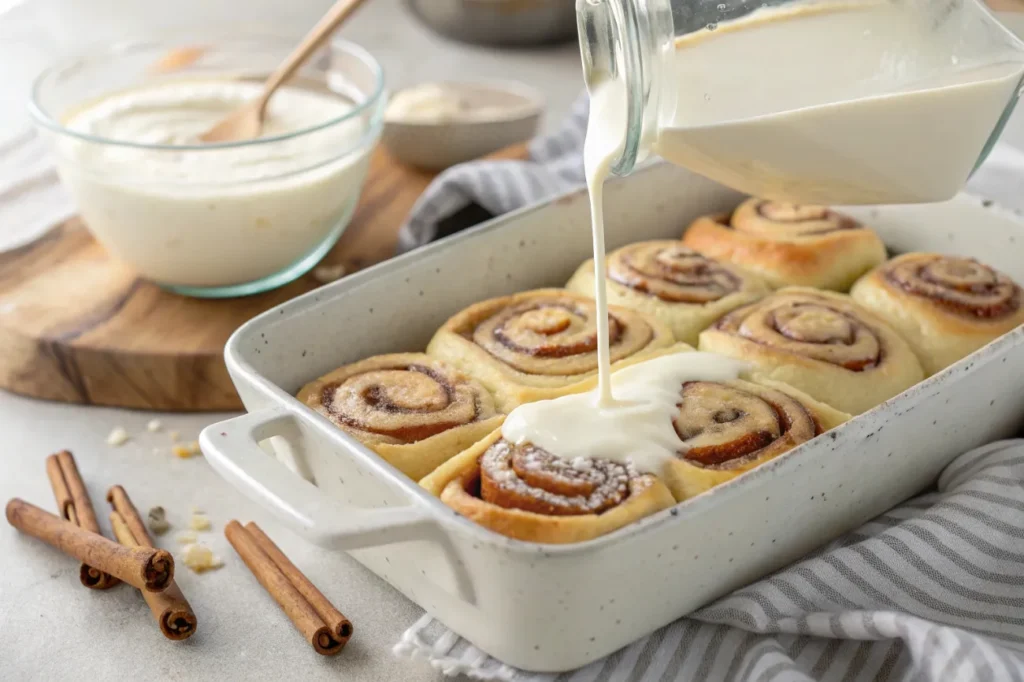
(201, 163), (1024, 673)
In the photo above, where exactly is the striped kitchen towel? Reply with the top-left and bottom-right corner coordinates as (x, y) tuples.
(394, 439), (1024, 681)
(396, 94), (589, 253)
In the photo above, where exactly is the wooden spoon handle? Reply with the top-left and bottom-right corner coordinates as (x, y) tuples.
(258, 0), (371, 111)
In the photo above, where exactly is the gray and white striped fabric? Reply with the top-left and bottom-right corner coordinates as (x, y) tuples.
(394, 439), (1024, 681)
(396, 95), (590, 253)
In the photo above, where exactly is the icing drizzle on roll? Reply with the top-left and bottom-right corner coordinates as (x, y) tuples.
(884, 254), (1021, 319)
(470, 293), (655, 376)
(607, 241), (741, 303)
(313, 355), (497, 445)
(714, 291), (883, 371)
(502, 352), (747, 474)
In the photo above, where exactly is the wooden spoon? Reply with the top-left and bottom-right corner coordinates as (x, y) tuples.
(200, 0), (370, 143)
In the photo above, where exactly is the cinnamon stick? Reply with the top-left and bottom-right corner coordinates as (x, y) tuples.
(44, 451), (119, 589)
(225, 520), (350, 655)
(245, 522), (352, 644)
(107, 485), (197, 641)
(6, 498), (174, 593)
(106, 486), (152, 549)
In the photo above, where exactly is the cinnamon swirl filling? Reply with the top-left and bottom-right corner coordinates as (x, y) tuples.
(721, 199), (861, 238)
(714, 292), (883, 371)
(318, 359), (495, 444)
(674, 381), (820, 469)
(477, 440), (634, 516)
(608, 242), (741, 303)
(472, 294), (654, 375)
(884, 255), (1021, 319)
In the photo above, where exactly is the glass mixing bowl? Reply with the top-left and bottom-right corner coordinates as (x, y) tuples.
(30, 33), (385, 298)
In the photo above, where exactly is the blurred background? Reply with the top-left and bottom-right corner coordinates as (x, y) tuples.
(0, 0), (583, 144)
(0, 0), (589, 254)
(2, 0), (1024, 257)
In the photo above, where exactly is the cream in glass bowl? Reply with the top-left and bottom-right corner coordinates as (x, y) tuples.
(30, 34), (385, 297)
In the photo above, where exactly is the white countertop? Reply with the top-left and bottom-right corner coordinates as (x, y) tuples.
(0, 1), (581, 680)
(0, 395), (440, 681)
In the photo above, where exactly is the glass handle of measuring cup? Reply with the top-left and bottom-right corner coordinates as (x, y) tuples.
(576, 0), (674, 177)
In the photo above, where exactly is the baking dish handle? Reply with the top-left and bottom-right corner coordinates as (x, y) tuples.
(200, 408), (438, 550)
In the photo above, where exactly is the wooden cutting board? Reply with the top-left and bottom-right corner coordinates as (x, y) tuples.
(0, 143), (528, 411)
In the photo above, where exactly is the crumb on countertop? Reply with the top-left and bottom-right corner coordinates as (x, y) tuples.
(106, 427), (130, 447)
(189, 514), (212, 531)
(173, 441), (202, 459)
(146, 419), (163, 433)
(182, 543), (223, 573)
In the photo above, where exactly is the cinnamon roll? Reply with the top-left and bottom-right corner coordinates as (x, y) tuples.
(682, 198), (887, 291)
(667, 379), (849, 500)
(565, 241), (770, 345)
(297, 353), (503, 481)
(851, 253), (1024, 375)
(698, 288), (924, 415)
(420, 430), (675, 544)
(427, 289), (677, 411)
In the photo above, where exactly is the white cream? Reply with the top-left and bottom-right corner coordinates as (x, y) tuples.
(582, 79), (628, 407)
(385, 84), (471, 123)
(656, 1), (1024, 204)
(55, 80), (375, 289)
(503, 352), (745, 473)
(384, 82), (532, 124)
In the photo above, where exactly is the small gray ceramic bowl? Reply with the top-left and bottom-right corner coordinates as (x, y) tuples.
(381, 80), (543, 171)
(405, 0), (577, 46)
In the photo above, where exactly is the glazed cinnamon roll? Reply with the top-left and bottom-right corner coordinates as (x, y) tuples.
(667, 379), (849, 500)
(297, 353), (503, 481)
(851, 253), (1024, 375)
(682, 198), (887, 291)
(698, 288), (924, 415)
(427, 289), (677, 411)
(420, 430), (675, 544)
(565, 241), (770, 344)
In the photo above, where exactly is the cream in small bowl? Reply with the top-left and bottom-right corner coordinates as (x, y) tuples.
(31, 35), (385, 297)
(381, 81), (543, 170)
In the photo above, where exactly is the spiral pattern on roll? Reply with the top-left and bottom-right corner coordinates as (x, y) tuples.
(728, 200), (861, 238)
(884, 254), (1021, 319)
(471, 293), (655, 376)
(607, 242), (742, 303)
(316, 356), (496, 445)
(674, 381), (819, 469)
(478, 439), (635, 516)
(713, 291), (883, 371)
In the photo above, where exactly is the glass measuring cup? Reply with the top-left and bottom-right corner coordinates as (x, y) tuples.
(577, 0), (1024, 204)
